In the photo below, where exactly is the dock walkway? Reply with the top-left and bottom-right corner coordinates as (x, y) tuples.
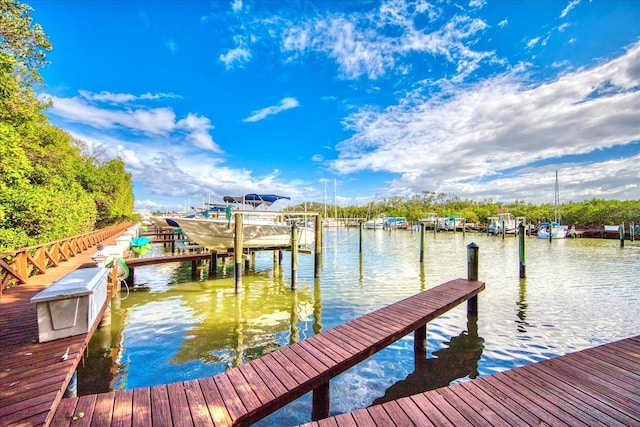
(0, 225), (130, 427)
(303, 334), (640, 426)
(52, 278), (485, 426)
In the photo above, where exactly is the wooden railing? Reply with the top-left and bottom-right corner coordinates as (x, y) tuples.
(0, 222), (132, 298)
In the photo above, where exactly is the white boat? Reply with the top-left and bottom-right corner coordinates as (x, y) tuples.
(364, 217), (385, 229)
(169, 194), (315, 251)
(538, 171), (568, 239)
(537, 222), (569, 239)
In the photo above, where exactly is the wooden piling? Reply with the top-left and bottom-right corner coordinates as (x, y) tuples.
(234, 213), (243, 293)
(291, 223), (298, 290)
(312, 382), (330, 421)
(466, 242), (479, 316)
(208, 252), (217, 277)
(359, 221), (364, 254)
(518, 223), (526, 278)
(419, 222), (425, 263)
(314, 214), (322, 278)
(631, 221), (635, 242)
(620, 222), (625, 248)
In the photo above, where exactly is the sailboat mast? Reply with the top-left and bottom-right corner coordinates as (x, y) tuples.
(554, 170), (560, 223)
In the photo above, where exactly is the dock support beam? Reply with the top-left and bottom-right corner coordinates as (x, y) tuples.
(620, 222), (625, 248)
(234, 213), (243, 293)
(466, 242), (479, 316)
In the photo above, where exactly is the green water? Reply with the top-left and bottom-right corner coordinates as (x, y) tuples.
(80, 229), (640, 425)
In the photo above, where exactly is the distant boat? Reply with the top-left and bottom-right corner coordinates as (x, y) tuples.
(364, 217), (385, 229)
(537, 222), (569, 239)
(538, 171), (568, 239)
(168, 194), (314, 251)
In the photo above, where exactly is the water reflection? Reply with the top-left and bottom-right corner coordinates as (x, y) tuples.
(516, 278), (529, 334)
(372, 316), (484, 405)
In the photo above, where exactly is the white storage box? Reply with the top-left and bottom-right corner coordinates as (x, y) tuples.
(115, 235), (132, 250)
(30, 267), (110, 342)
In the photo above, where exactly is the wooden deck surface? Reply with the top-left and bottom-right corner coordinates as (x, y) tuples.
(51, 278), (485, 426)
(303, 334), (640, 427)
(0, 229), (126, 427)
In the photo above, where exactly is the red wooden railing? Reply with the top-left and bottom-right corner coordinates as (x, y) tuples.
(0, 222), (132, 298)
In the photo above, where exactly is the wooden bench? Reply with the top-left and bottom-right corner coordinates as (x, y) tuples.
(53, 278), (484, 426)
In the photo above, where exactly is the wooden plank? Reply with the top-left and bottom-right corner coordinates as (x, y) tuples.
(182, 380), (214, 427)
(91, 391), (116, 427)
(380, 399), (417, 426)
(150, 385), (173, 427)
(365, 403), (395, 426)
(525, 361), (640, 425)
(236, 363), (277, 405)
(111, 388), (133, 427)
(45, 396), (76, 427)
(410, 393), (457, 426)
(166, 382), (195, 427)
(132, 388), (152, 427)
(70, 394), (98, 427)
(213, 373), (247, 422)
(247, 357), (290, 397)
(225, 365), (263, 416)
(197, 377), (233, 426)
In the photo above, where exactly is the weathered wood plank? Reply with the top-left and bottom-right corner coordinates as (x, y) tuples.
(197, 377), (233, 426)
(111, 388), (133, 427)
(150, 385), (173, 427)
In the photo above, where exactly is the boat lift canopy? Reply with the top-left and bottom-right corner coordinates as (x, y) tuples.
(223, 194), (290, 208)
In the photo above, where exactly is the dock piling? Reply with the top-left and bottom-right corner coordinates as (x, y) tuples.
(467, 242), (479, 316)
(518, 223), (526, 278)
(234, 213), (243, 293)
(291, 224), (298, 290)
(314, 214), (322, 278)
(620, 222), (625, 248)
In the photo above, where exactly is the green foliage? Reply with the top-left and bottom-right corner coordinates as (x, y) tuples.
(288, 194), (640, 227)
(0, 2), (134, 251)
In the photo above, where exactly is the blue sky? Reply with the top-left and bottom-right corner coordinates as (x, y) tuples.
(30, 0), (640, 212)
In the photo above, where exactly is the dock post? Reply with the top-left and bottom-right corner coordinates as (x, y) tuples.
(191, 260), (198, 279)
(314, 214), (322, 278)
(126, 267), (134, 288)
(467, 242), (479, 316)
(419, 222), (425, 263)
(312, 382), (330, 421)
(291, 223), (298, 290)
(501, 220), (505, 239)
(414, 322), (427, 362)
(631, 221), (635, 242)
(620, 222), (625, 248)
(234, 213), (243, 293)
(518, 223), (526, 278)
(359, 221), (363, 254)
(209, 252), (217, 277)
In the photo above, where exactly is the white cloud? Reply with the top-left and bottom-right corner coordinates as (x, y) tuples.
(78, 90), (181, 103)
(243, 97), (300, 122)
(165, 39), (178, 53)
(278, 1), (494, 81)
(330, 41), (640, 202)
(560, 0), (581, 18)
(231, 0), (243, 13)
(46, 94), (221, 151)
(498, 19), (508, 28)
(219, 46), (251, 69)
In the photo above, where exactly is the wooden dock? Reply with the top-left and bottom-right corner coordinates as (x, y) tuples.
(303, 335), (640, 426)
(0, 226), (130, 427)
(51, 278), (484, 426)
